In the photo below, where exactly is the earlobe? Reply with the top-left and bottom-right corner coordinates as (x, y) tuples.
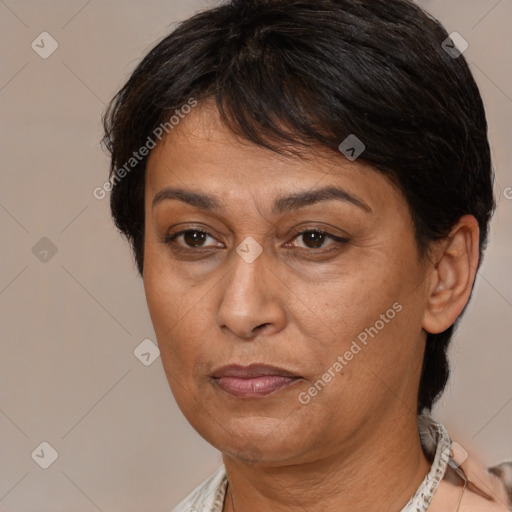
(422, 215), (480, 335)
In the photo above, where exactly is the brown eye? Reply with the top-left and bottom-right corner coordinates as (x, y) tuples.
(164, 229), (222, 249)
(182, 230), (209, 247)
(299, 231), (328, 249)
(288, 229), (349, 250)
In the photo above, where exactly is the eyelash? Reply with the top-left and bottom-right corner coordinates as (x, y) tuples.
(162, 228), (350, 255)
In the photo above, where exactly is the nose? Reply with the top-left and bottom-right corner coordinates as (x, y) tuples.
(215, 247), (286, 340)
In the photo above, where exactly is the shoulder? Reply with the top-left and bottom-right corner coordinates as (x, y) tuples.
(487, 461), (512, 511)
(458, 486), (511, 512)
(171, 464), (227, 512)
(430, 462), (512, 512)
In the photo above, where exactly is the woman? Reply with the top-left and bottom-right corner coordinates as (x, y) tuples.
(101, 0), (511, 510)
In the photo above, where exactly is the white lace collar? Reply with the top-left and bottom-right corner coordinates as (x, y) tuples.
(171, 414), (461, 512)
(400, 413), (452, 511)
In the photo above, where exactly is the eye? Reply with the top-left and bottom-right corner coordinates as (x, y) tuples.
(162, 227), (350, 254)
(163, 229), (222, 249)
(285, 229), (350, 251)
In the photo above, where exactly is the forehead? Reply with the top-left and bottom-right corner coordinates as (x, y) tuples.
(144, 101), (406, 216)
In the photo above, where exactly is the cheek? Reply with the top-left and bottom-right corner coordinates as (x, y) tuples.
(291, 251), (425, 403)
(144, 275), (211, 423)
(143, 245), (198, 370)
(144, 234), (192, 327)
(289, 255), (406, 349)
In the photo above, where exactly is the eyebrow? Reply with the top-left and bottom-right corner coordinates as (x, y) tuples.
(151, 185), (372, 214)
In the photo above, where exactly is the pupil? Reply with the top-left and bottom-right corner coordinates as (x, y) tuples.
(182, 231), (326, 249)
(185, 231), (206, 247)
(304, 231), (324, 248)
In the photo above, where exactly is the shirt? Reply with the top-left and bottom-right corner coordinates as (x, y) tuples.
(171, 413), (511, 512)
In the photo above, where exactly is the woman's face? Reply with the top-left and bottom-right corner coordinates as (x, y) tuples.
(143, 102), (432, 465)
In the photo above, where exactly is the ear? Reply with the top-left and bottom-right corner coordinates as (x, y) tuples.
(422, 215), (480, 334)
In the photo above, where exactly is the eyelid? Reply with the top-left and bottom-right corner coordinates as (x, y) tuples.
(163, 226), (350, 252)
(164, 228), (222, 248)
(286, 229), (349, 248)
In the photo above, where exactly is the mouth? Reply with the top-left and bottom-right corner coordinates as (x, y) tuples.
(210, 363), (304, 398)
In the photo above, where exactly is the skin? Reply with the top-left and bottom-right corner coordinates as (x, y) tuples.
(142, 100), (481, 512)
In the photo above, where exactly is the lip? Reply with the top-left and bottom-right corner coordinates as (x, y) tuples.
(211, 363), (302, 379)
(210, 364), (303, 398)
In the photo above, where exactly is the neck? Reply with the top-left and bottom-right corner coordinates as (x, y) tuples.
(222, 411), (431, 512)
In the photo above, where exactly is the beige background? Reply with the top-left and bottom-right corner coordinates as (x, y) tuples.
(0, 1), (510, 510)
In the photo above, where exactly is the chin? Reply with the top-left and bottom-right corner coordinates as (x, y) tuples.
(204, 417), (308, 464)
